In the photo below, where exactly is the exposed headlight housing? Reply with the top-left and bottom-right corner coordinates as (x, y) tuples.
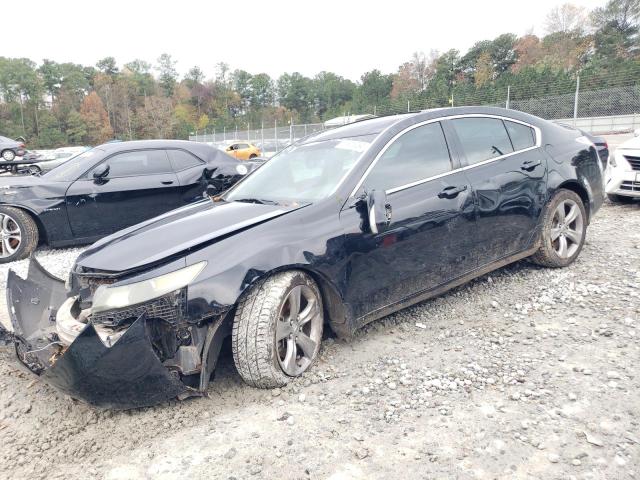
(91, 261), (207, 314)
(236, 164), (248, 175)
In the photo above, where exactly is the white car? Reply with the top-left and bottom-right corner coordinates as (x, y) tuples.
(605, 129), (640, 203)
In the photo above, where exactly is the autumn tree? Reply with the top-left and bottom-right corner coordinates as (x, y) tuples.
(79, 92), (113, 144)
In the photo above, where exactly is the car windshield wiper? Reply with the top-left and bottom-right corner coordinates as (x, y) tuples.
(233, 197), (280, 205)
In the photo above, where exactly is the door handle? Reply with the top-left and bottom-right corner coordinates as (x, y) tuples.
(161, 180), (174, 185)
(521, 159), (541, 171)
(438, 185), (468, 199)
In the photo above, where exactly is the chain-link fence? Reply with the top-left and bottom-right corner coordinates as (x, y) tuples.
(190, 123), (325, 152)
(190, 76), (640, 145)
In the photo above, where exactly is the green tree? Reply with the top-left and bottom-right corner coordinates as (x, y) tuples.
(156, 53), (178, 97)
(96, 57), (119, 76)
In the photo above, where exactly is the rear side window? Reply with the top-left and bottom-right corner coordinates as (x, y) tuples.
(237, 143), (250, 149)
(451, 117), (514, 165)
(101, 150), (172, 177)
(168, 149), (203, 171)
(363, 122), (452, 192)
(504, 120), (536, 150)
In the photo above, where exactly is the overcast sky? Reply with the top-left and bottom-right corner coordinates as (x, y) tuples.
(7, 0), (605, 81)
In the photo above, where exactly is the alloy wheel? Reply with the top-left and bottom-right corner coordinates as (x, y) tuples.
(275, 284), (323, 376)
(550, 199), (583, 259)
(0, 213), (22, 258)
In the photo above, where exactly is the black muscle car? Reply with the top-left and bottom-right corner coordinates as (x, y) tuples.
(0, 140), (255, 262)
(6, 107), (604, 408)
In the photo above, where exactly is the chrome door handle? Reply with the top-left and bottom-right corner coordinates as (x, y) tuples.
(438, 185), (468, 199)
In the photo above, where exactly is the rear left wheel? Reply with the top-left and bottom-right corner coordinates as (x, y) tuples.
(232, 271), (324, 388)
(529, 189), (586, 268)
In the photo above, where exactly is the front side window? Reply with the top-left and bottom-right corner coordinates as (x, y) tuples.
(504, 120), (536, 150)
(43, 148), (101, 181)
(451, 117), (514, 165)
(363, 122), (452, 192)
(94, 150), (172, 178)
(225, 135), (375, 204)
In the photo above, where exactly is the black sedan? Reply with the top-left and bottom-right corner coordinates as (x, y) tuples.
(0, 140), (254, 262)
(6, 107), (604, 408)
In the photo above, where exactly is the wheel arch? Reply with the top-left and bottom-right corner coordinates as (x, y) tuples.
(555, 180), (592, 223)
(236, 264), (351, 338)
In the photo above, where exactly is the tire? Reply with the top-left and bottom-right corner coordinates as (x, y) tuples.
(249, 154), (257, 159)
(0, 207), (39, 263)
(28, 165), (41, 175)
(1, 150), (16, 161)
(529, 189), (587, 268)
(607, 193), (635, 204)
(232, 270), (324, 388)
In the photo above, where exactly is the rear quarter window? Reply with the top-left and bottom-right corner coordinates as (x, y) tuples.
(451, 117), (514, 165)
(504, 121), (536, 151)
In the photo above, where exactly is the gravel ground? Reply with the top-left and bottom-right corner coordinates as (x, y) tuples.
(0, 197), (639, 479)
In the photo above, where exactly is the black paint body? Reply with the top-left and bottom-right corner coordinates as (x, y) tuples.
(0, 140), (252, 247)
(7, 107), (604, 408)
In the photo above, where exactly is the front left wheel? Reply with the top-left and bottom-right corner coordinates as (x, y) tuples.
(0, 207), (39, 263)
(232, 271), (324, 388)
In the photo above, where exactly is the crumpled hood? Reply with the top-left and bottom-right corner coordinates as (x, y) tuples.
(76, 200), (304, 272)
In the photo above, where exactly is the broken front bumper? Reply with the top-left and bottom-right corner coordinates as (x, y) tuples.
(6, 259), (189, 409)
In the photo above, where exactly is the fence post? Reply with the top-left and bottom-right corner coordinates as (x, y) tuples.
(506, 86), (511, 109)
(407, 101), (410, 112)
(289, 118), (293, 144)
(213, 128), (216, 143)
(261, 121), (264, 149)
(223, 127), (226, 142)
(275, 119), (278, 152)
(235, 125), (238, 140)
(374, 105), (376, 115)
(573, 76), (580, 124)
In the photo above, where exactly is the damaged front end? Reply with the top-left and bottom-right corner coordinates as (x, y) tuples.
(7, 258), (229, 409)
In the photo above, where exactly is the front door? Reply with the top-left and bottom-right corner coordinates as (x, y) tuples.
(448, 116), (547, 266)
(65, 149), (180, 238)
(340, 121), (476, 321)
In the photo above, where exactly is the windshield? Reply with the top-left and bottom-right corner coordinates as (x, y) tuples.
(225, 135), (374, 204)
(43, 149), (101, 181)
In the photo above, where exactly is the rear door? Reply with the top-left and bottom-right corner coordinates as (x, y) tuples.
(65, 149), (180, 238)
(167, 148), (208, 203)
(448, 116), (546, 266)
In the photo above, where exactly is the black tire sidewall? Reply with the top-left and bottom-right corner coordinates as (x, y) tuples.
(0, 208), (37, 263)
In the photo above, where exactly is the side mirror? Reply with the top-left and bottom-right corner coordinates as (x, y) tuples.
(366, 189), (392, 234)
(93, 163), (109, 180)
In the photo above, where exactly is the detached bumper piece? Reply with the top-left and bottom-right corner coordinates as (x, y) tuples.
(7, 259), (189, 409)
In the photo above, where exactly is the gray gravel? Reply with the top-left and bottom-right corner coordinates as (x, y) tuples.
(0, 200), (639, 480)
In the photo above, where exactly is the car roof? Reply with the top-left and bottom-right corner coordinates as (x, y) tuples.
(301, 106), (551, 145)
(94, 139), (239, 164)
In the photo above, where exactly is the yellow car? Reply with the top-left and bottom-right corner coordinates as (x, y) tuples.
(224, 142), (261, 160)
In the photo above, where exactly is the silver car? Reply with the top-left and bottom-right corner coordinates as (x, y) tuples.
(0, 136), (26, 161)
